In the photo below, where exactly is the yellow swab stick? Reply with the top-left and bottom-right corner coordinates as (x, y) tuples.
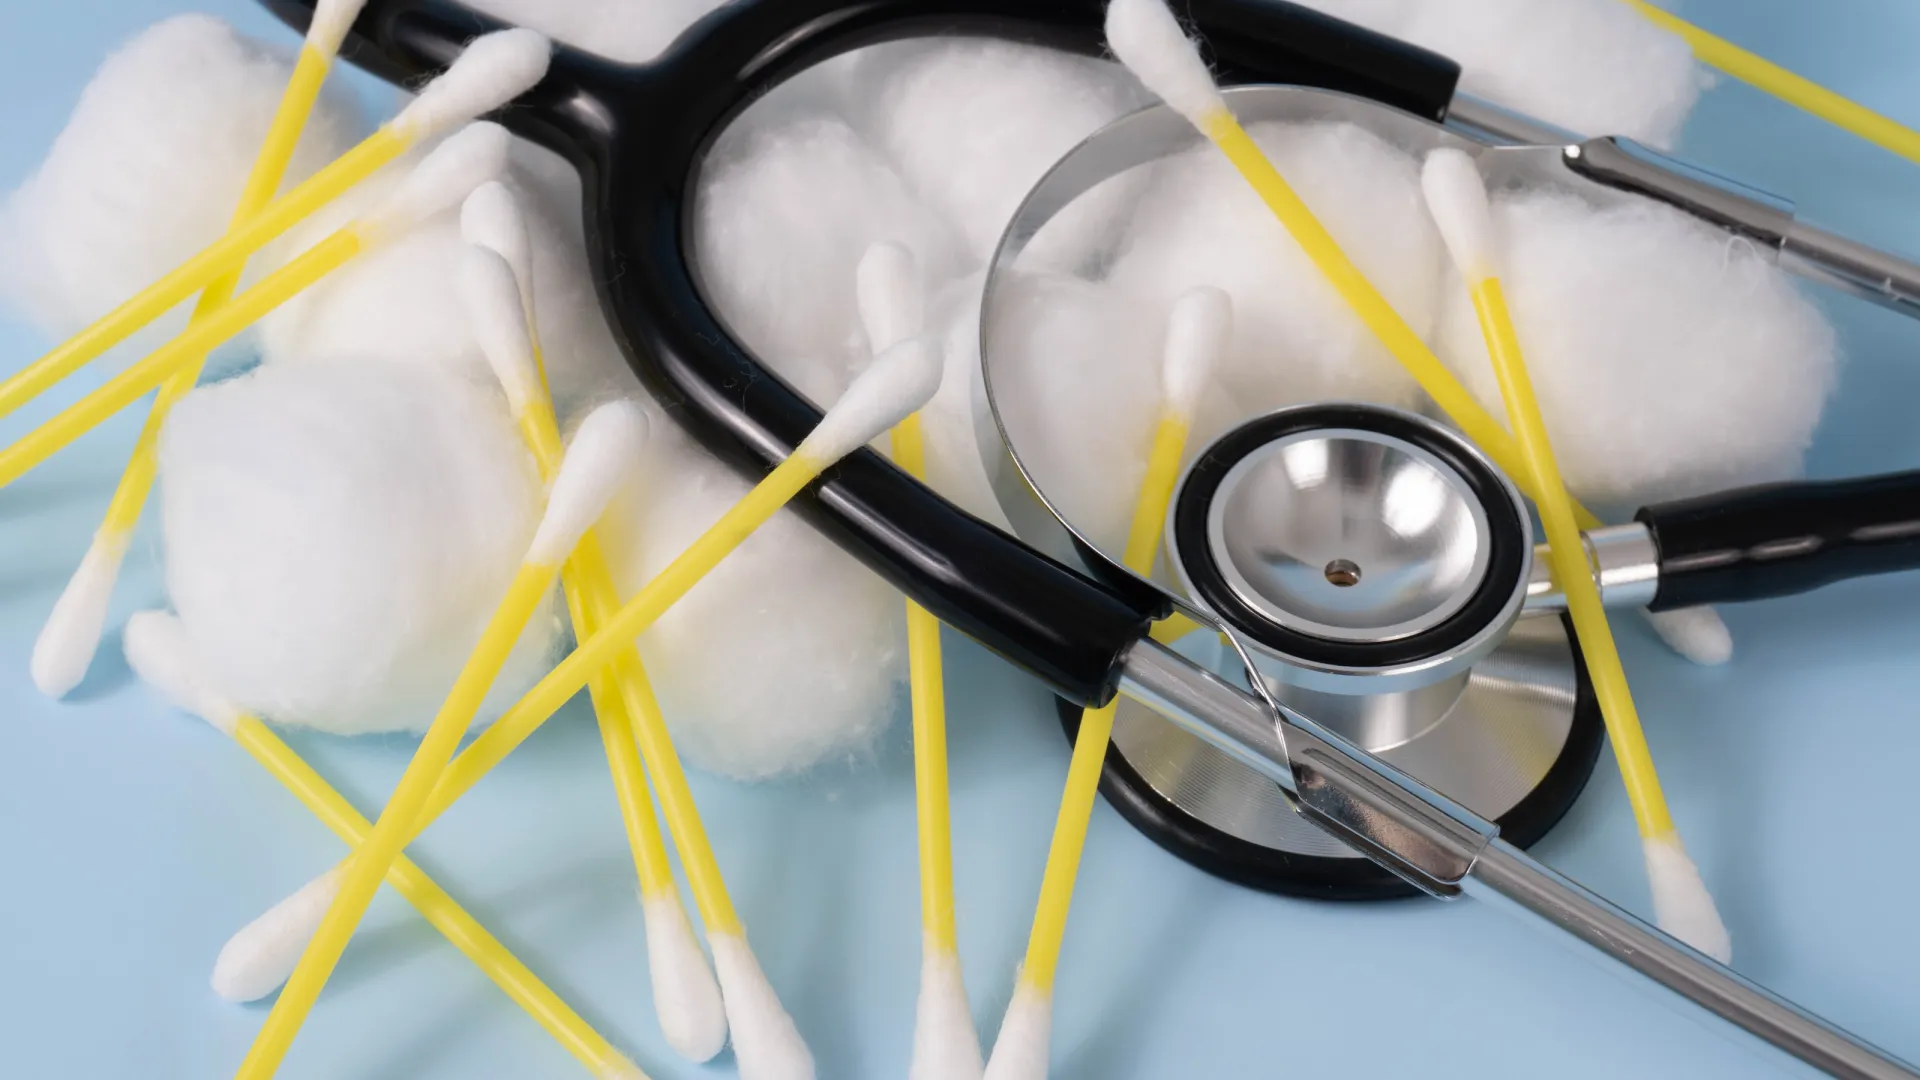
(121, 612), (646, 1080)
(31, 0), (371, 700)
(855, 242), (984, 1080)
(1106, 0), (1734, 667)
(1624, 0), (1920, 168)
(1421, 148), (1730, 963)
(232, 340), (938, 1080)
(0, 123), (510, 492)
(985, 286), (1230, 1080)
(459, 214), (728, 1063)
(1104, 0), (1601, 533)
(236, 400), (649, 1080)
(0, 27), (549, 423)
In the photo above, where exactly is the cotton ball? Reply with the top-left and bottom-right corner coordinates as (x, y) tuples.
(1434, 189), (1838, 508)
(985, 271), (1165, 555)
(598, 424), (906, 780)
(847, 39), (1150, 269)
(0, 14), (362, 359)
(909, 272), (1013, 530)
(463, 0), (728, 63)
(1106, 121), (1438, 417)
(259, 161), (633, 413)
(159, 358), (559, 736)
(1299, 0), (1702, 148)
(693, 111), (962, 404)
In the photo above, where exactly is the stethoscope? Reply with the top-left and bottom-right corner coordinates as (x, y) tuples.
(258, 1), (1920, 1076)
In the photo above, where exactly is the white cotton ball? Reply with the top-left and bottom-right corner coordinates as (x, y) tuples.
(0, 14), (363, 359)
(912, 273), (1013, 530)
(159, 358), (559, 736)
(985, 271), (1165, 555)
(847, 39), (1150, 269)
(1298, 0), (1702, 148)
(597, 424), (906, 780)
(1434, 189), (1837, 508)
(259, 159), (633, 413)
(463, 0), (728, 64)
(1106, 120), (1440, 418)
(693, 111), (963, 406)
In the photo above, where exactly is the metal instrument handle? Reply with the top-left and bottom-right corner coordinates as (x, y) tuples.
(1118, 638), (1920, 1080)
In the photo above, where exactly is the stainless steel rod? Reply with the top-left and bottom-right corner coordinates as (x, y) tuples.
(1470, 841), (1917, 1080)
(1117, 639), (1919, 1080)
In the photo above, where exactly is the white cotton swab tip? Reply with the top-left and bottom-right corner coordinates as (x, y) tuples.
(460, 180), (537, 323)
(1643, 606), (1735, 666)
(458, 243), (542, 413)
(525, 399), (650, 565)
(643, 893), (729, 1063)
(709, 933), (815, 1080)
(796, 337), (943, 465)
(362, 121), (512, 238)
(911, 947), (984, 1080)
(306, 0), (370, 56)
(855, 241), (924, 353)
(1643, 833), (1733, 964)
(30, 533), (130, 698)
(210, 866), (346, 1002)
(390, 28), (552, 142)
(981, 981), (1051, 1080)
(1104, 0), (1226, 126)
(1160, 285), (1230, 420)
(122, 610), (242, 737)
(1420, 148), (1498, 282)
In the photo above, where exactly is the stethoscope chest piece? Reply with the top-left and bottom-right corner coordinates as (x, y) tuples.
(1059, 404), (1605, 899)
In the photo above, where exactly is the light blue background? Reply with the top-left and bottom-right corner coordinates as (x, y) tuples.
(2, 2), (1918, 1077)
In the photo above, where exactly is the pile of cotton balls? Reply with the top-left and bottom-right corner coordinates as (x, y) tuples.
(0, 0), (1839, 778)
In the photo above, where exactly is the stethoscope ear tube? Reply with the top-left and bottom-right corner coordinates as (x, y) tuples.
(1639, 469), (1920, 610)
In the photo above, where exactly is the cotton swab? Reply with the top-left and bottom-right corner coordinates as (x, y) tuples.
(985, 286), (1230, 1080)
(0, 121), (510, 492)
(1623, 0), (1920, 168)
(1421, 147), (1730, 962)
(236, 400), (649, 1080)
(121, 611), (647, 1080)
(0, 27), (549, 424)
(856, 242), (983, 1080)
(223, 340), (939, 1079)
(459, 216), (727, 1063)
(1102, 0), (1733, 665)
(29, 0), (372, 700)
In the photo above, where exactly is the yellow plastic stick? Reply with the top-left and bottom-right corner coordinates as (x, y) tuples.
(0, 230), (362, 490)
(238, 559), (564, 1079)
(1196, 113), (1603, 534)
(1021, 412), (1189, 994)
(0, 232), (361, 486)
(1625, 0), (1920, 167)
(229, 714), (645, 1079)
(57, 44), (337, 690)
(501, 337), (678, 906)
(1465, 274), (1672, 838)
(891, 412), (960, 955)
(0, 128), (408, 421)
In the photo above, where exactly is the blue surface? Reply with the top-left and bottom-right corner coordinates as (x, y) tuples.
(2, 2), (1919, 1078)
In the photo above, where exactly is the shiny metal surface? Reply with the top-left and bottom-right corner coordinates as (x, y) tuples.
(1116, 635), (1920, 1079)
(1205, 428), (1492, 644)
(1113, 616), (1580, 863)
(1524, 522), (1661, 613)
(1470, 842), (1920, 1080)
(1117, 637), (1497, 896)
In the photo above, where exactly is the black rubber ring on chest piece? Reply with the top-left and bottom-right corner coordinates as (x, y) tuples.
(1172, 405), (1528, 672)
